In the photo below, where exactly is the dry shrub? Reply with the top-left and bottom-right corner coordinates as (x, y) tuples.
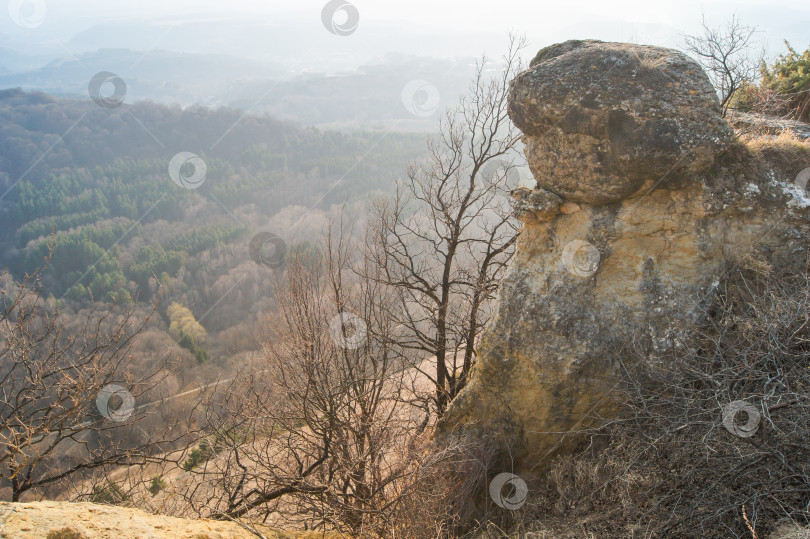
(732, 84), (793, 120)
(518, 252), (810, 538)
(391, 436), (502, 538)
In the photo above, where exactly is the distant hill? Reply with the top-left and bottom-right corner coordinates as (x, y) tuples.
(0, 48), (285, 104)
(0, 48), (476, 130)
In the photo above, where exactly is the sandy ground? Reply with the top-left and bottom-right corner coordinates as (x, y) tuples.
(0, 500), (341, 539)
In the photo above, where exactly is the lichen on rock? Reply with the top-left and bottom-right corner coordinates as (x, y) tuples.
(508, 39), (734, 205)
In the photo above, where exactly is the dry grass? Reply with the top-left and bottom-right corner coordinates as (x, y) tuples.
(489, 251), (810, 538)
(713, 129), (810, 193)
(744, 130), (810, 165)
(631, 49), (670, 71)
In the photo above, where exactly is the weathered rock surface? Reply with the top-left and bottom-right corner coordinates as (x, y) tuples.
(0, 501), (332, 539)
(440, 40), (810, 475)
(508, 40), (734, 205)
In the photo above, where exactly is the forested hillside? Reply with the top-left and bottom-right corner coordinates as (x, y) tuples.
(0, 87), (426, 377)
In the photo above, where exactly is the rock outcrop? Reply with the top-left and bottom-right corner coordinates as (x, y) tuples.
(440, 40), (810, 474)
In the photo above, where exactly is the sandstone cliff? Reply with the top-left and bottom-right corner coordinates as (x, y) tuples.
(440, 40), (810, 474)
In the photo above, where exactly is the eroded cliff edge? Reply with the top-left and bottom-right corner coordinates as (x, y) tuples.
(439, 40), (810, 474)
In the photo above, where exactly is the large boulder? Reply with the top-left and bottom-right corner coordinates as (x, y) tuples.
(508, 40), (734, 205)
(439, 40), (810, 476)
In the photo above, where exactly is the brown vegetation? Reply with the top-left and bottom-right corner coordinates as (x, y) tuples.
(0, 258), (193, 503)
(491, 252), (810, 538)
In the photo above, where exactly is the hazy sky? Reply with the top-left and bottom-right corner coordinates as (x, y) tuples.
(23, 0), (810, 30)
(4, 0), (809, 68)
(24, 0), (810, 26)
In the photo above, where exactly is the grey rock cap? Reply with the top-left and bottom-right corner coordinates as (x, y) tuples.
(508, 40), (735, 205)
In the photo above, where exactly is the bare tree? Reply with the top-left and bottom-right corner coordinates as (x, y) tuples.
(0, 262), (187, 502)
(683, 15), (763, 115)
(368, 34), (526, 414)
(180, 218), (434, 536)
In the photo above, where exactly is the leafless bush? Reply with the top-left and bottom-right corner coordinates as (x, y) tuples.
(733, 84), (793, 119)
(173, 217), (442, 536)
(391, 435), (509, 539)
(368, 34), (526, 415)
(0, 260), (191, 503)
(525, 252), (810, 538)
(684, 15), (763, 115)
